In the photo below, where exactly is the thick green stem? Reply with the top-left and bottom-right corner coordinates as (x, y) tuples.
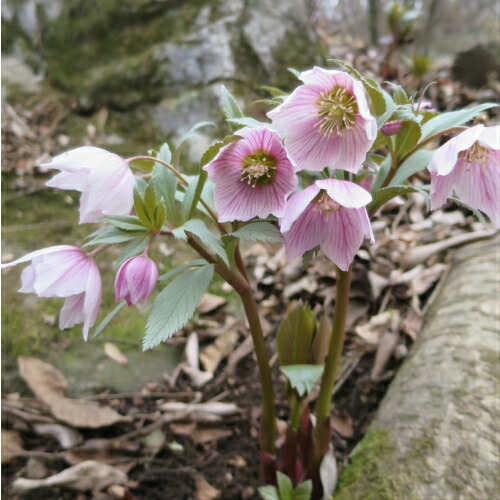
(187, 235), (275, 454)
(315, 266), (352, 424)
(290, 392), (301, 431)
(239, 287), (277, 454)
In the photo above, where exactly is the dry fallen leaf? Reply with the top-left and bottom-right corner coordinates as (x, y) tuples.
(18, 357), (126, 428)
(371, 331), (400, 379)
(191, 427), (232, 444)
(331, 412), (354, 438)
(200, 329), (239, 373)
(104, 343), (129, 365)
(355, 311), (397, 346)
(33, 423), (83, 449)
(1, 429), (24, 463)
(11, 460), (128, 493)
(194, 473), (221, 500)
(197, 293), (227, 314)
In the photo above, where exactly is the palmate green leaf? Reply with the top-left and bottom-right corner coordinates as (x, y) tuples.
(280, 365), (324, 398)
(229, 222), (284, 243)
(391, 149), (434, 185)
(260, 85), (287, 97)
(200, 135), (241, 167)
(181, 177), (198, 222)
(85, 226), (146, 246)
(157, 142), (172, 165)
(91, 300), (127, 340)
(371, 154), (391, 194)
(421, 102), (498, 139)
(153, 163), (178, 225)
(114, 235), (151, 268)
(221, 85), (244, 131)
(143, 180), (158, 220)
(143, 264), (215, 350)
(258, 485), (280, 500)
(227, 117), (276, 130)
(449, 196), (488, 226)
(362, 76), (394, 116)
(158, 259), (210, 282)
(104, 215), (149, 231)
(395, 119), (422, 160)
(276, 304), (316, 366)
(388, 82), (411, 105)
(133, 186), (153, 229)
(129, 158), (153, 172)
(368, 184), (429, 214)
(174, 219), (229, 267)
(277, 472), (293, 500)
(292, 480), (313, 500)
(174, 176), (216, 218)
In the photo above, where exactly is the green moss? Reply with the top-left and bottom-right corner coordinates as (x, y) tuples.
(334, 428), (436, 500)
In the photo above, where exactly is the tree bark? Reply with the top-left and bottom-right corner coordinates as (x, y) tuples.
(335, 236), (500, 500)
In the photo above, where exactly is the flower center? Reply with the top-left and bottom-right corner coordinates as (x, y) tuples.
(316, 87), (358, 137)
(313, 191), (341, 220)
(241, 150), (277, 187)
(459, 142), (492, 170)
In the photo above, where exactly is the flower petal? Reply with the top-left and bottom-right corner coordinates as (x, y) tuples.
(315, 179), (372, 208)
(428, 126), (483, 176)
(280, 184), (321, 233)
(0, 245), (77, 270)
(477, 125), (500, 150)
(322, 207), (373, 271)
(59, 293), (86, 331)
(82, 262), (102, 340)
(283, 205), (326, 260)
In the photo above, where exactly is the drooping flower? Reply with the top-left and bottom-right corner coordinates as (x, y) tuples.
(203, 126), (297, 222)
(428, 125), (500, 228)
(115, 255), (158, 306)
(280, 179), (374, 271)
(267, 67), (377, 173)
(42, 147), (135, 224)
(1, 246), (102, 340)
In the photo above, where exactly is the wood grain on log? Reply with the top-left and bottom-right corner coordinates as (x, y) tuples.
(335, 236), (500, 500)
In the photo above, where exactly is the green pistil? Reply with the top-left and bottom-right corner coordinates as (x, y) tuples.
(313, 191), (341, 220)
(460, 142), (491, 170)
(316, 87), (358, 137)
(241, 150), (277, 187)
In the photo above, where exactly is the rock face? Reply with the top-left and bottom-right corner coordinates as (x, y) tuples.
(3, 0), (320, 140)
(335, 236), (500, 500)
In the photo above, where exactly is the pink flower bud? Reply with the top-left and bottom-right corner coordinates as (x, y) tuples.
(381, 120), (403, 136)
(115, 256), (158, 306)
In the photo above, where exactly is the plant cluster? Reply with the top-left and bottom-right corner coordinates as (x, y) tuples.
(3, 61), (498, 499)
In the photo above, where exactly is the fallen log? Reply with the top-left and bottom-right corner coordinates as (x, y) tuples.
(335, 236), (500, 500)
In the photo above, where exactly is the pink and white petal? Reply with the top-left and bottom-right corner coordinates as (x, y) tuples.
(0, 245), (77, 270)
(204, 143), (246, 182)
(45, 169), (89, 192)
(321, 208), (368, 271)
(40, 147), (110, 173)
(351, 78), (374, 124)
(428, 126), (483, 176)
(285, 122), (342, 172)
(283, 206), (326, 260)
(59, 293), (85, 330)
(429, 168), (461, 210)
(19, 265), (36, 293)
(327, 117), (375, 173)
(82, 263), (102, 340)
(453, 160), (500, 228)
(299, 67), (354, 94)
(267, 84), (322, 134)
(316, 179), (372, 208)
(280, 184), (321, 233)
(33, 252), (90, 297)
(81, 157), (134, 222)
(477, 125), (500, 150)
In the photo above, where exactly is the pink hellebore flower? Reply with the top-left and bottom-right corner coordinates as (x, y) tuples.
(203, 126), (297, 222)
(115, 256), (158, 306)
(428, 125), (500, 228)
(42, 147), (135, 224)
(1, 246), (102, 340)
(280, 179), (374, 271)
(267, 67), (377, 173)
